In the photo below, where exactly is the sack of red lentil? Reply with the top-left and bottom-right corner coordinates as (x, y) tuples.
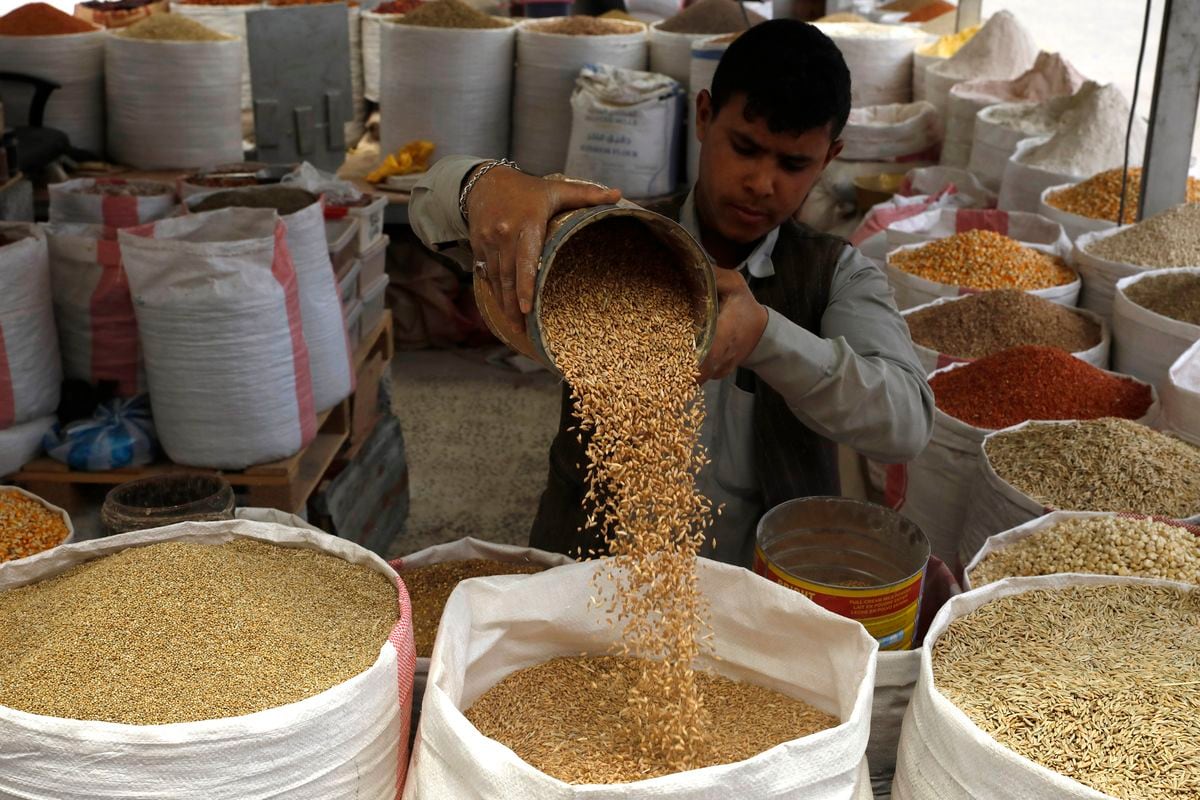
(891, 574), (1197, 800)
(45, 223), (144, 397)
(884, 208), (1070, 256)
(48, 178), (177, 226)
(0, 518), (416, 799)
(118, 208), (317, 469)
(0, 224), (63, 432)
(405, 558), (877, 799)
(1163, 339), (1200, 446)
(1111, 268), (1200, 390)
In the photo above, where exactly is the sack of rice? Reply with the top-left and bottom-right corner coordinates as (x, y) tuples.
(1112, 268), (1200, 390)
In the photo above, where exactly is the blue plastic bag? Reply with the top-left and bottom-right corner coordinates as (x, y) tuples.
(44, 395), (157, 471)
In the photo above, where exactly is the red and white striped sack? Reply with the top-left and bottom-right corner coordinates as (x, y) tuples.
(48, 178), (177, 227)
(0, 224), (62, 433)
(118, 208), (317, 469)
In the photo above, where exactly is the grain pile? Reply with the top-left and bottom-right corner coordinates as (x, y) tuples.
(119, 14), (233, 40)
(985, 418), (1200, 518)
(0, 538), (397, 724)
(1124, 272), (1200, 326)
(1046, 167), (1200, 225)
(932, 584), (1200, 800)
(969, 515), (1200, 586)
(658, 0), (763, 34)
(465, 655), (838, 784)
(906, 290), (1101, 359)
(915, 24), (980, 58)
(890, 230), (1077, 291)
(0, 2), (98, 34)
(527, 16), (635, 35)
(0, 491), (69, 564)
(191, 186), (317, 214)
(396, 0), (509, 28)
(1085, 203), (1200, 267)
(402, 559), (546, 657)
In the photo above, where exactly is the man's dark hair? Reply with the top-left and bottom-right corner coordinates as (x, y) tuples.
(709, 19), (852, 140)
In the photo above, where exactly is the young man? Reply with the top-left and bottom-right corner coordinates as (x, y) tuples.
(410, 19), (934, 566)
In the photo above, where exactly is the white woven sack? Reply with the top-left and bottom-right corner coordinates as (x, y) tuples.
(883, 207), (1070, 255)
(840, 102), (940, 163)
(911, 51), (943, 103)
(1112, 268), (1200, 389)
(45, 223), (143, 397)
(512, 18), (647, 177)
(0, 416), (55, 477)
(0, 225), (62, 431)
(940, 87), (1000, 169)
(998, 135), (1080, 214)
(967, 103), (1038, 191)
(648, 22), (706, 84)
(884, 241), (1081, 311)
(380, 21), (515, 163)
(171, 2), (260, 111)
(902, 166), (998, 208)
(901, 296), (1110, 375)
(118, 208), (317, 469)
(404, 557), (877, 800)
(0, 30), (106, 155)
(892, 574), (1193, 800)
(391, 537), (573, 721)
(106, 36), (242, 170)
(1037, 182), (1117, 241)
(1163, 338), (1200, 445)
(1070, 226), (1166, 322)
(814, 23), (924, 107)
(686, 36), (728, 186)
(0, 518), (416, 800)
(869, 650), (921, 798)
(362, 10), (402, 102)
(48, 178), (177, 226)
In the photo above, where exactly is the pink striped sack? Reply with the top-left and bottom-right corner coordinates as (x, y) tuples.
(48, 178), (177, 227)
(118, 208), (317, 469)
(0, 224), (62, 433)
(45, 223), (143, 397)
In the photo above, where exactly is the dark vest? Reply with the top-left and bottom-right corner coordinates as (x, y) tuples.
(529, 210), (846, 559)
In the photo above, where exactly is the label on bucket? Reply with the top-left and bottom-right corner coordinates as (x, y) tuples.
(753, 547), (924, 651)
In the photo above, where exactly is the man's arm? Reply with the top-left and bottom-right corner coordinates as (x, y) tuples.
(742, 246), (934, 463)
(409, 155), (487, 249)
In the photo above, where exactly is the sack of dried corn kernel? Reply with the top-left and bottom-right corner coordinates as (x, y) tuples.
(404, 557), (877, 799)
(1111, 268), (1200, 389)
(48, 178), (177, 226)
(0, 224), (62, 433)
(1037, 182), (1119, 241)
(884, 208), (1070, 255)
(0, 518), (416, 799)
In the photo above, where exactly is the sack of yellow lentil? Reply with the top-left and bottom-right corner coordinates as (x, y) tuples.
(405, 557), (877, 799)
(0, 518), (416, 799)
(1112, 268), (1200, 390)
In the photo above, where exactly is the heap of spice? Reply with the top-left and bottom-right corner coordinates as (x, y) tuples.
(402, 559), (546, 657)
(890, 230), (1077, 291)
(915, 23), (979, 57)
(1084, 203), (1200, 268)
(1046, 167), (1200, 225)
(527, 16), (636, 35)
(968, 515), (1200, 587)
(1124, 271), (1200, 326)
(0, 3), (98, 34)
(658, 0), (763, 34)
(396, 0), (508, 28)
(0, 538), (397, 724)
(932, 584), (1200, 800)
(191, 186), (316, 214)
(375, 0), (421, 12)
(0, 491), (69, 564)
(984, 418), (1200, 518)
(119, 13), (232, 39)
(905, 289), (1101, 359)
(930, 345), (1151, 429)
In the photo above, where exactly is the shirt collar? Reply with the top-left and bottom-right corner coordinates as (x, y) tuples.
(679, 189), (780, 279)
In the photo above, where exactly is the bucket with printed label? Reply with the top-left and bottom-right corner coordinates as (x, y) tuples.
(754, 496), (930, 651)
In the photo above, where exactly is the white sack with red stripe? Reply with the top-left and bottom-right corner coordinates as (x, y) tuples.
(48, 178), (177, 226)
(0, 518), (417, 800)
(119, 209), (317, 469)
(45, 223), (143, 397)
(0, 224), (62, 432)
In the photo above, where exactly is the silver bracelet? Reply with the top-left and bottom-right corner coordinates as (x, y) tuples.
(459, 158), (517, 223)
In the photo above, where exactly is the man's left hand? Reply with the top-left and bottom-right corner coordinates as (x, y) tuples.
(697, 267), (769, 383)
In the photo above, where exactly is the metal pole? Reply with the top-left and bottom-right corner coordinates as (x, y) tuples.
(1140, 0), (1200, 219)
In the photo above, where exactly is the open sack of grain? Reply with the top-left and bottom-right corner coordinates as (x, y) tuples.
(404, 557), (876, 799)
(892, 574), (1199, 799)
(48, 178), (178, 226)
(0, 486), (74, 564)
(1040, 169), (1200, 241)
(0, 518), (416, 799)
(813, 22), (926, 107)
(849, 167), (998, 255)
(1163, 339), (1200, 446)
(1112, 268), (1200, 389)
(883, 207), (1070, 255)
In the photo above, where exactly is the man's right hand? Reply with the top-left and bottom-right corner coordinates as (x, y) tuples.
(465, 165), (621, 329)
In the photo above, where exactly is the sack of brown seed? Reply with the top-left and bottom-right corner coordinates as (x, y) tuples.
(0, 518), (416, 800)
(404, 557), (877, 799)
(1111, 268), (1200, 390)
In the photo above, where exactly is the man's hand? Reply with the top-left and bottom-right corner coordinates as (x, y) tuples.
(697, 267), (769, 384)
(466, 165), (621, 328)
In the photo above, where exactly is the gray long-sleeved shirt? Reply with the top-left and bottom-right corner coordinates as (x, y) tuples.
(410, 156), (934, 565)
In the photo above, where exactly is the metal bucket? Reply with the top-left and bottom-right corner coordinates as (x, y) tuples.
(754, 496), (930, 651)
(474, 199), (717, 376)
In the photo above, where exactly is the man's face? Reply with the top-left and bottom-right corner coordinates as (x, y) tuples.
(695, 91), (842, 244)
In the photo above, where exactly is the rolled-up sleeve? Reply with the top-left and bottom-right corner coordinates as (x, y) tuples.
(409, 155), (487, 250)
(741, 246), (934, 462)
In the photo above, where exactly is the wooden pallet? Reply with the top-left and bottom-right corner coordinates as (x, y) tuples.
(13, 313), (395, 517)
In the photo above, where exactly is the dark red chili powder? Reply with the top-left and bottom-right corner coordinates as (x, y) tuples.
(930, 345), (1153, 430)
